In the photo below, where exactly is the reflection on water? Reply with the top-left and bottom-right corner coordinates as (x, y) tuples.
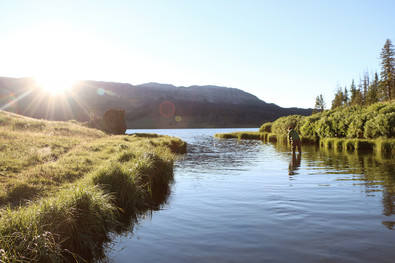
(272, 141), (395, 230)
(106, 129), (395, 263)
(289, 153), (302, 176)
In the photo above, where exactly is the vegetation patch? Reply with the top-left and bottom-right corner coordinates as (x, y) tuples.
(0, 110), (186, 262)
(215, 102), (394, 153)
(214, 131), (265, 140)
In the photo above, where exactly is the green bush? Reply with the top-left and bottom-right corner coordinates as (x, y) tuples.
(271, 115), (306, 135)
(364, 112), (395, 139)
(259, 122), (272, 133)
(329, 107), (355, 137)
(300, 113), (322, 138)
(298, 102), (394, 139)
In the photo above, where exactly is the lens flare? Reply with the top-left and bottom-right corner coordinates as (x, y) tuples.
(159, 101), (175, 118)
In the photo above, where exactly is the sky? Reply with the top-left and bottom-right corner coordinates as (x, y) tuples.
(0, 0), (394, 108)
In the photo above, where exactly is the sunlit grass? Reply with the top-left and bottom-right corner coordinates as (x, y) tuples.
(0, 110), (186, 262)
(215, 129), (394, 154)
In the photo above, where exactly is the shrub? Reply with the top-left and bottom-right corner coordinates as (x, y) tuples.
(300, 113), (322, 138)
(297, 102), (395, 139)
(259, 122), (272, 133)
(364, 112), (395, 139)
(271, 115), (305, 135)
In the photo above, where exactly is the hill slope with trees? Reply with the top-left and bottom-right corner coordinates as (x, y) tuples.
(0, 78), (312, 129)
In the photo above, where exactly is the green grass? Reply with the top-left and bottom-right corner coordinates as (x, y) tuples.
(215, 131), (263, 140)
(215, 128), (394, 154)
(0, 110), (186, 262)
(319, 137), (393, 152)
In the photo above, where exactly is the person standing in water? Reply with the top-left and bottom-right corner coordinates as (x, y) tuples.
(288, 126), (301, 155)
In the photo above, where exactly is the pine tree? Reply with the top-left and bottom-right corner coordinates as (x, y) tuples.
(343, 86), (349, 105)
(331, 86), (344, 109)
(350, 79), (357, 104)
(314, 94), (326, 112)
(366, 72), (380, 104)
(362, 71), (370, 104)
(350, 79), (363, 105)
(380, 39), (395, 100)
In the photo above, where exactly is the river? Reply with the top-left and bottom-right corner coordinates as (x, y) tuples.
(106, 128), (395, 263)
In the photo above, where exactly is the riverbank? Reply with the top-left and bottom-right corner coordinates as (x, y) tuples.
(0, 110), (186, 262)
(215, 131), (317, 144)
(107, 128), (395, 262)
(215, 101), (395, 154)
(214, 131), (395, 153)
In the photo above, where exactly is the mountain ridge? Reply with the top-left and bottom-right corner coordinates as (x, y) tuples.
(0, 77), (312, 129)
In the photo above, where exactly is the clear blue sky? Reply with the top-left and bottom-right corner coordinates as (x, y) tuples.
(0, 0), (394, 108)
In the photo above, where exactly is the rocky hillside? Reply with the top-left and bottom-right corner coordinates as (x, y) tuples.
(0, 77), (312, 128)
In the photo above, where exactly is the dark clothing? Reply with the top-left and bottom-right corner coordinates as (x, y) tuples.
(288, 129), (300, 141)
(288, 128), (302, 154)
(291, 139), (301, 154)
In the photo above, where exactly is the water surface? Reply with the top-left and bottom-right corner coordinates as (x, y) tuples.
(107, 128), (395, 263)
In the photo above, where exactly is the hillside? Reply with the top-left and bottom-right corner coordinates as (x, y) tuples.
(0, 77), (312, 128)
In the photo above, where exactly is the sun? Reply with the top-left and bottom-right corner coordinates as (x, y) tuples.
(34, 76), (76, 95)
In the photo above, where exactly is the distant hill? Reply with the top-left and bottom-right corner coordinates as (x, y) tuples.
(0, 77), (312, 128)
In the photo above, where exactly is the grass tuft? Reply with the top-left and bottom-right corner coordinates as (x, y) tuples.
(0, 110), (186, 262)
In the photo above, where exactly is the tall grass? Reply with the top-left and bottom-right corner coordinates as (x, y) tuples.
(0, 184), (117, 262)
(214, 131), (392, 154)
(0, 110), (186, 262)
(215, 131), (262, 140)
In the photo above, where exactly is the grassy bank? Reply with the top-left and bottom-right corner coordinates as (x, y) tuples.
(215, 101), (395, 154)
(214, 131), (263, 140)
(215, 130), (394, 154)
(214, 131), (317, 144)
(0, 110), (186, 262)
(319, 137), (395, 152)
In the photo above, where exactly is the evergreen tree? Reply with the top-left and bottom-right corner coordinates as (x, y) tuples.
(366, 72), (380, 104)
(314, 94), (326, 112)
(355, 89), (363, 105)
(380, 39), (395, 100)
(362, 71), (370, 104)
(331, 86), (344, 109)
(350, 79), (363, 105)
(350, 79), (357, 104)
(343, 86), (349, 105)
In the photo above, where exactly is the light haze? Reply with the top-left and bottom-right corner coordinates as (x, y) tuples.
(0, 0), (394, 108)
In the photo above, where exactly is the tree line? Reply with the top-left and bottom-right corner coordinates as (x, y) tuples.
(314, 39), (395, 112)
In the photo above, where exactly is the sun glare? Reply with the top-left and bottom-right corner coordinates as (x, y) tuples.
(34, 76), (76, 95)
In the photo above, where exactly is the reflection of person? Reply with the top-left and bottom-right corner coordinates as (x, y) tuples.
(288, 153), (301, 175)
(287, 126), (301, 154)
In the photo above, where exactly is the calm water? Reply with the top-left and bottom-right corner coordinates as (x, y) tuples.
(107, 128), (395, 263)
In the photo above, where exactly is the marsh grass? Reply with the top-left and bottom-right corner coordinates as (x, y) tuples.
(215, 131), (293, 143)
(320, 137), (389, 152)
(375, 139), (395, 153)
(215, 129), (393, 154)
(0, 110), (186, 262)
(215, 131), (262, 140)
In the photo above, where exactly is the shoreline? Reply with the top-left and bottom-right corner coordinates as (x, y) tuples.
(214, 131), (395, 154)
(0, 110), (187, 262)
(0, 133), (186, 262)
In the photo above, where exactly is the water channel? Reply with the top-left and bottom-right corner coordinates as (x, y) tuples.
(107, 128), (395, 263)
